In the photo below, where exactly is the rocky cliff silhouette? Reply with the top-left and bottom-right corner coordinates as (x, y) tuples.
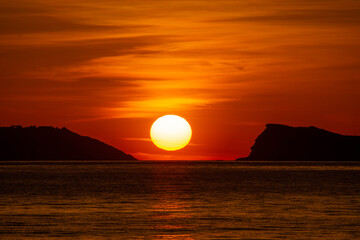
(237, 124), (360, 161)
(0, 126), (137, 160)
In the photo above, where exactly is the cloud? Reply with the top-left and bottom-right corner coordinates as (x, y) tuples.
(209, 9), (360, 26)
(0, 16), (118, 35)
(0, 35), (170, 76)
(0, 75), (146, 122)
(0, 1), (46, 16)
(123, 137), (152, 142)
(108, 97), (231, 118)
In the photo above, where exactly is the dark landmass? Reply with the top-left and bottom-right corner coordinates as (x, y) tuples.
(237, 124), (360, 161)
(0, 126), (137, 160)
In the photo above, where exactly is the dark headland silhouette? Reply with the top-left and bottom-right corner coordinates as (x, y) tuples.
(237, 124), (360, 161)
(0, 126), (137, 160)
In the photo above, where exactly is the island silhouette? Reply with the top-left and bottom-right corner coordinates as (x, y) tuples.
(237, 124), (360, 161)
(0, 126), (137, 160)
(1, 124), (359, 161)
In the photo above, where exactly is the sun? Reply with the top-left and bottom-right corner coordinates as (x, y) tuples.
(150, 115), (192, 151)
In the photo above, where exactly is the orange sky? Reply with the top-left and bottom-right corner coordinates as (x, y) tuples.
(1, 0), (360, 160)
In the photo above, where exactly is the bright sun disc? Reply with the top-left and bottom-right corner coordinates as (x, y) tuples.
(150, 115), (192, 151)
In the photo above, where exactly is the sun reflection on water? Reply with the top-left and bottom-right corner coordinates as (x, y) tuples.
(147, 165), (195, 240)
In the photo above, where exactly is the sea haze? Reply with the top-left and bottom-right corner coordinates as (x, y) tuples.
(0, 161), (359, 239)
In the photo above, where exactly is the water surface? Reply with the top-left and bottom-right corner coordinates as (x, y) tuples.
(0, 161), (359, 239)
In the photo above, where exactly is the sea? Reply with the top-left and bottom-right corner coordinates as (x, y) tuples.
(0, 161), (359, 240)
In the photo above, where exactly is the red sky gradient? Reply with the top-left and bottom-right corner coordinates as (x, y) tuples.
(1, 0), (360, 160)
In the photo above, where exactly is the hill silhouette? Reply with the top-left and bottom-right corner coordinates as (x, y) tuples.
(0, 126), (137, 160)
(237, 124), (360, 161)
